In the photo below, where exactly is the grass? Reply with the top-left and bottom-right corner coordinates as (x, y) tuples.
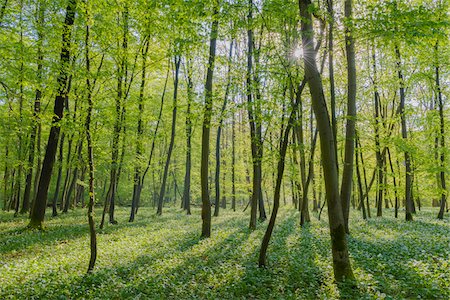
(0, 205), (448, 299)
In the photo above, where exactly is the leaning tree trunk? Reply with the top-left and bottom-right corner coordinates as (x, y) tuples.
(28, 0), (77, 229)
(259, 80), (306, 267)
(340, 0), (357, 234)
(200, 1), (219, 238)
(157, 56), (180, 215)
(299, 0), (355, 282)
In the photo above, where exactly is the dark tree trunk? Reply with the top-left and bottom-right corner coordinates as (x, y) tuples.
(340, 0), (357, 234)
(387, 147), (399, 218)
(100, 5), (129, 228)
(200, 1), (219, 238)
(214, 40), (233, 217)
(157, 56), (180, 215)
(129, 40), (149, 222)
(231, 100), (236, 212)
(301, 129), (318, 226)
(52, 134), (64, 217)
(259, 80), (306, 267)
(395, 45), (413, 222)
(435, 42), (446, 220)
(21, 2), (44, 214)
(247, 0), (264, 229)
(182, 59), (193, 215)
(85, 10), (97, 272)
(28, 0), (77, 229)
(326, 0), (338, 176)
(299, 0), (355, 282)
(355, 133), (367, 220)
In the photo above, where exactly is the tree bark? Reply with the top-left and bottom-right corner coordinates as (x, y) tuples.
(259, 80), (306, 267)
(435, 42), (446, 220)
(157, 56), (180, 215)
(28, 0), (77, 229)
(129, 40), (149, 222)
(340, 0), (357, 233)
(200, 1), (219, 238)
(214, 40), (233, 217)
(395, 45), (413, 221)
(85, 7), (97, 272)
(299, 0), (355, 282)
(21, 2), (44, 214)
(182, 59), (193, 215)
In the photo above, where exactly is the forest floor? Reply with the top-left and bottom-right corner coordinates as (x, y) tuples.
(0, 205), (448, 299)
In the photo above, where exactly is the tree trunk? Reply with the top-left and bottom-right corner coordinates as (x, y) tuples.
(214, 40), (233, 217)
(395, 45), (413, 221)
(259, 80), (305, 267)
(100, 4), (129, 228)
(28, 0), (77, 229)
(129, 40), (149, 222)
(182, 58), (193, 215)
(299, 0), (355, 282)
(326, 0), (338, 176)
(157, 56), (180, 215)
(21, 2), (44, 214)
(85, 8), (97, 272)
(355, 133), (367, 220)
(435, 42), (446, 220)
(231, 100), (236, 212)
(340, 0), (357, 234)
(200, 1), (219, 238)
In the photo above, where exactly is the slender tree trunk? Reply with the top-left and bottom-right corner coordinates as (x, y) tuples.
(129, 40), (149, 222)
(371, 47), (384, 217)
(52, 134), (64, 216)
(157, 56), (180, 215)
(85, 7), (97, 272)
(21, 3), (44, 214)
(259, 80), (306, 267)
(326, 0), (338, 176)
(181, 59), (193, 215)
(247, 0), (263, 229)
(435, 42), (446, 220)
(340, 0), (357, 234)
(100, 5), (129, 227)
(301, 129), (318, 226)
(28, 0), (77, 229)
(386, 147), (399, 218)
(299, 0), (354, 282)
(231, 101), (236, 212)
(355, 133), (366, 219)
(395, 45), (413, 221)
(200, 1), (219, 238)
(214, 40), (233, 217)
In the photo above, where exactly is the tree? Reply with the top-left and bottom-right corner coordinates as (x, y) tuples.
(200, 0), (219, 238)
(340, 0), (357, 234)
(299, 0), (355, 282)
(28, 0), (77, 229)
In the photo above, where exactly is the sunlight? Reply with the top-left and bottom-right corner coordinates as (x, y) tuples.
(293, 47), (303, 59)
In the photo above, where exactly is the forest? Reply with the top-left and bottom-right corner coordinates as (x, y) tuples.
(0, 0), (449, 299)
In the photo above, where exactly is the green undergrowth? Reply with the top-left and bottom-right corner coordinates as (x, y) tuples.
(0, 206), (448, 299)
